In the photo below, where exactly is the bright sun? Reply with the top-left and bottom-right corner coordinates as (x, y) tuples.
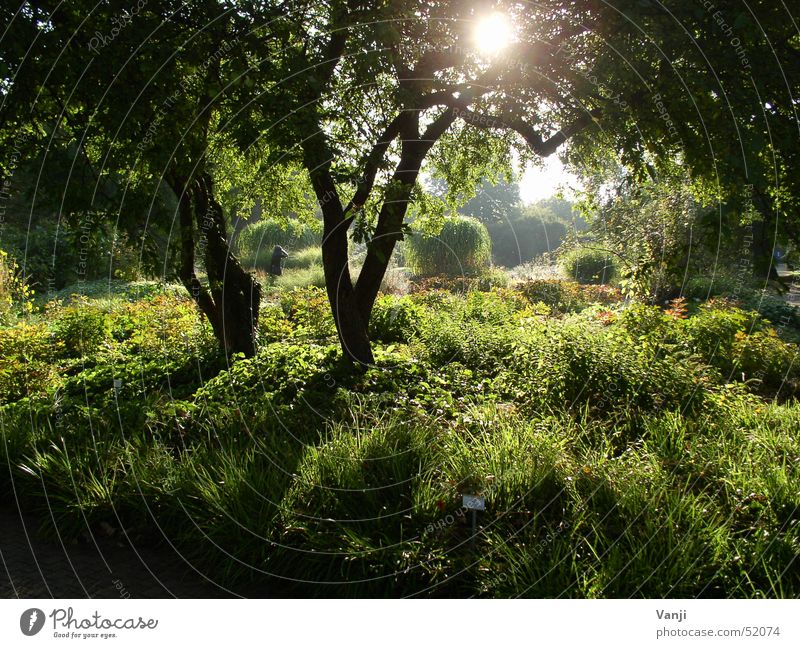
(473, 12), (514, 55)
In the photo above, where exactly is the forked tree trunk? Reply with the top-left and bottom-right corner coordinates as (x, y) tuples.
(321, 208), (374, 366)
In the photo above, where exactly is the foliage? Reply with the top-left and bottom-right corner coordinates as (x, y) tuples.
(559, 246), (618, 285)
(278, 287), (337, 341)
(369, 295), (423, 344)
(405, 216), (492, 277)
(1, 279), (800, 596)
(0, 250), (34, 323)
(517, 280), (623, 314)
(50, 299), (109, 357)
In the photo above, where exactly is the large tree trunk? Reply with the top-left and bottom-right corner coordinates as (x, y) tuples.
(322, 227), (374, 366)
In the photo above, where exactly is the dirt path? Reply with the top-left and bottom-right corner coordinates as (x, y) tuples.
(0, 508), (247, 598)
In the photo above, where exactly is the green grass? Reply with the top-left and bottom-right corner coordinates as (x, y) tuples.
(283, 246), (323, 270)
(1, 280), (799, 597)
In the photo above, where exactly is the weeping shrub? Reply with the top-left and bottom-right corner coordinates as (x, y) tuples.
(405, 216), (492, 276)
(237, 219), (322, 270)
(559, 246), (617, 285)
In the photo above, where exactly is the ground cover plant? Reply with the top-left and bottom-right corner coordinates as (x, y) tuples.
(1, 277), (798, 597)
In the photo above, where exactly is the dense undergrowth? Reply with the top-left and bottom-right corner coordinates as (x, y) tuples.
(1, 278), (799, 597)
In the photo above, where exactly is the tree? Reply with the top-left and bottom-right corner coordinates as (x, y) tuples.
(0, 1), (313, 357)
(4, 1), (797, 364)
(250, 0), (799, 364)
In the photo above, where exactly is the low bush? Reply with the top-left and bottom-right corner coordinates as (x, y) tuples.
(0, 249), (34, 324)
(517, 279), (622, 314)
(50, 299), (109, 357)
(0, 321), (61, 404)
(369, 295), (422, 343)
(559, 246), (617, 284)
(406, 216), (492, 276)
(279, 286), (337, 340)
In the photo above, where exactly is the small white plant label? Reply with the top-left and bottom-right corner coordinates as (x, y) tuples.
(462, 495), (485, 510)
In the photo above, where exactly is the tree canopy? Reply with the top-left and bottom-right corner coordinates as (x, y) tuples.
(2, 0), (797, 362)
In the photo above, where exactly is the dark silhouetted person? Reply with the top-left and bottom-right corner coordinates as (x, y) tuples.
(269, 245), (289, 276)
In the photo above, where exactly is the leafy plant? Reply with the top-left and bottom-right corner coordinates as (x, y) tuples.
(405, 216), (492, 276)
(559, 245), (617, 285)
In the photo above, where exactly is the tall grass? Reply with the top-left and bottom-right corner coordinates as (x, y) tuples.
(406, 216), (492, 276)
(238, 219), (322, 271)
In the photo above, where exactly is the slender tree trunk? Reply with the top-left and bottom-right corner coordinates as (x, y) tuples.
(195, 173), (262, 357)
(170, 173), (261, 358)
(174, 175), (225, 340)
(304, 141), (374, 366)
(355, 134), (428, 323)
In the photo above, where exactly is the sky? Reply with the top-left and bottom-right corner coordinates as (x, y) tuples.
(518, 155), (583, 204)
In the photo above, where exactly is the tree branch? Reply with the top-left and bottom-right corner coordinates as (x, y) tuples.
(452, 105), (601, 157)
(343, 111), (411, 216)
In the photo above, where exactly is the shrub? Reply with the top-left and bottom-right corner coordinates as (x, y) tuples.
(405, 216), (492, 276)
(498, 319), (705, 419)
(50, 300), (109, 357)
(487, 215), (568, 267)
(369, 295), (422, 343)
(682, 277), (800, 331)
(0, 322), (61, 404)
(517, 279), (622, 314)
(733, 329), (799, 392)
(0, 250), (34, 324)
(683, 274), (742, 300)
(741, 291), (800, 330)
(279, 287), (336, 340)
(680, 299), (759, 372)
(257, 304), (294, 345)
(559, 246), (617, 284)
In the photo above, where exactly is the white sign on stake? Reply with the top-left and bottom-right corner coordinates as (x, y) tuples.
(462, 494), (485, 511)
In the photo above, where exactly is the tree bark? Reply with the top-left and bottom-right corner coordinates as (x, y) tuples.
(304, 142), (374, 366)
(195, 173), (262, 357)
(170, 173), (261, 358)
(322, 218), (374, 366)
